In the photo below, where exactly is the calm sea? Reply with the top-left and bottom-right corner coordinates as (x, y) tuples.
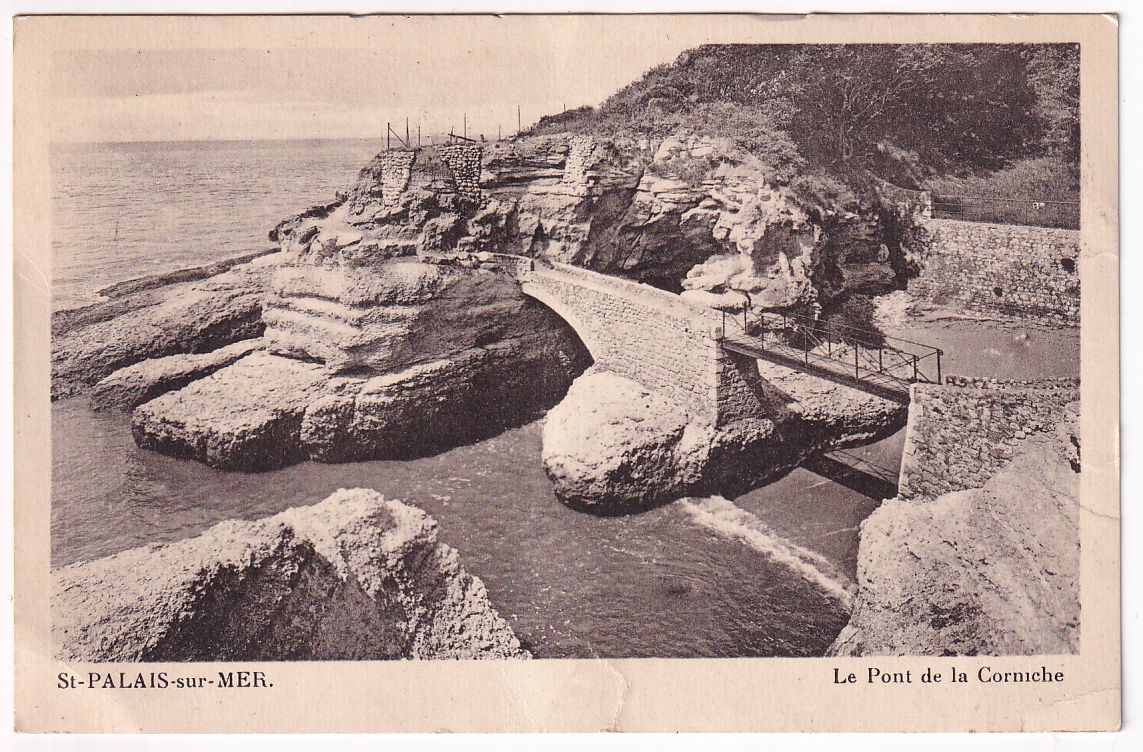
(50, 139), (910, 658)
(50, 138), (385, 310)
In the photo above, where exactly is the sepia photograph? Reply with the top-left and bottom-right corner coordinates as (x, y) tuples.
(11, 11), (1120, 734)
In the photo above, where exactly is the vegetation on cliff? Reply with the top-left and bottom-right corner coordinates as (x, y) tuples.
(527, 44), (1079, 191)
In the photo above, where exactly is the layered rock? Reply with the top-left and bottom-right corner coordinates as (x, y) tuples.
(53, 488), (528, 661)
(110, 133), (905, 485)
(131, 351), (338, 471)
(91, 339), (263, 411)
(132, 276), (590, 471)
(830, 405), (1080, 656)
(52, 253), (280, 400)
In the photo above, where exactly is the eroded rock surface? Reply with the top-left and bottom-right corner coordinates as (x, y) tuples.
(91, 339), (264, 411)
(542, 365), (906, 514)
(829, 405), (1080, 656)
(53, 488), (528, 661)
(52, 254), (280, 400)
(131, 352), (336, 471)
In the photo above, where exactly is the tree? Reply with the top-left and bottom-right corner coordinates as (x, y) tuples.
(773, 45), (1041, 175)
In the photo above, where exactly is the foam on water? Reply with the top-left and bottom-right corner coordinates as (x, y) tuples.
(680, 496), (857, 611)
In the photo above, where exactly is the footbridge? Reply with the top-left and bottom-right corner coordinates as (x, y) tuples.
(489, 254), (942, 421)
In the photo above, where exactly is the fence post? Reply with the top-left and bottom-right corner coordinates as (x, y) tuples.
(913, 355), (919, 382)
(804, 328), (809, 364)
(879, 348), (883, 373)
(936, 350), (943, 384)
(855, 344), (860, 379)
(742, 301), (748, 334)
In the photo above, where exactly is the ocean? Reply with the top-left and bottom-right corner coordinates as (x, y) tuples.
(49, 138), (910, 658)
(50, 138), (386, 310)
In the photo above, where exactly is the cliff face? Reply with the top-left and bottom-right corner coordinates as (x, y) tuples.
(269, 134), (896, 310)
(67, 133), (907, 512)
(830, 402), (1080, 657)
(53, 488), (529, 661)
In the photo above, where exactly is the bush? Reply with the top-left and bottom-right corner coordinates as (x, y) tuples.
(925, 156), (1079, 228)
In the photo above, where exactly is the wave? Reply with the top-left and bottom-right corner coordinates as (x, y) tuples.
(679, 496), (857, 611)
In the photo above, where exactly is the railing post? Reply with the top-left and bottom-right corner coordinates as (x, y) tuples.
(913, 354), (919, 382)
(936, 350), (943, 384)
(804, 328), (809, 364)
(878, 348), (883, 373)
(855, 343), (860, 379)
(742, 301), (748, 334)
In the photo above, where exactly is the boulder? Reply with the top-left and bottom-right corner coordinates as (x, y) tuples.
(52, 488), (528, 661)
(829, 408), (1080, 656)
(541, 369), (712, 513)
(541, 358), (910, 515)
(90, 339), (263, 411)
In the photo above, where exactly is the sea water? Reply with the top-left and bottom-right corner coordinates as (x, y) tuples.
(54, 139), (1062, 658)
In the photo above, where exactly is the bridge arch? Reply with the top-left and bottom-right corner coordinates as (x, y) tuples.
(518, 280), (607, 363)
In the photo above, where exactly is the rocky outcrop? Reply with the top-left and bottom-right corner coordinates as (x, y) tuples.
(541, 370), (709, 512)
(131, 352), (336, 471)
(52, 253), (280, 400)
(829, 404), (1080, 656)
(91, 339), (263, 411)
(270, 135), (897, 310)
(132, 310), (589, 471)
(302, 334), (585, 463)
(97, 133), (904, 487)
(53, 488), (528, 661)
(542, 365), (906, 514)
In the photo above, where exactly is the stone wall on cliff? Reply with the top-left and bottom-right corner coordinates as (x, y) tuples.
(830, 404), (1080, 656)
(53, 488), (529, 661)
(898, 376), (1080, 500)
(911, 218), (1080, 325)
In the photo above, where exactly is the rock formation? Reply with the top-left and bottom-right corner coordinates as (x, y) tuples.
(51, 252), (279, 400)
(60, 133), (909, 510)
(91, 339), (263, 411)
(830, 402), (1080, 656)
(53, 488), (529, 661)
(542, 364), (906, 514)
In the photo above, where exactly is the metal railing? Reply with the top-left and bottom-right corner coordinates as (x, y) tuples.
(930, 194), (1079, 230)
(719, 303), (943, 388)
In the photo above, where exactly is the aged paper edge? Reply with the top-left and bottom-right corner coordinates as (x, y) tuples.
(12, 13), (1120, 733)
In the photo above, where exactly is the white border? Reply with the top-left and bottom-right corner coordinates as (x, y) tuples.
(1, 1), (1134, 749)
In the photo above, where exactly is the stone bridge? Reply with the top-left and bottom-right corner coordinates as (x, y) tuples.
(492, 255), (775, 429)
(492, 254), (939, 415)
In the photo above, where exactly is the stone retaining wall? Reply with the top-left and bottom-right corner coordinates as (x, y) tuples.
(911, 218), (1080, 326)
(898, 376), (1079, 500)
(438, 144), (484, 205)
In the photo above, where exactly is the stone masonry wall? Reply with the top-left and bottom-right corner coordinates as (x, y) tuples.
(379, 150), (415, 207)
(438, 144), (484, 205)
(897, 376), (1080, 500)
(911, 218), (1080, 326)
(522, 263), (722, 421)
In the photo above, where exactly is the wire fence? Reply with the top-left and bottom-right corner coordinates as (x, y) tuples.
(929, 194), (1079, 230)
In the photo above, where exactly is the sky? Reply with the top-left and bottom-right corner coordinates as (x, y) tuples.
(44, 17), (732, 143)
